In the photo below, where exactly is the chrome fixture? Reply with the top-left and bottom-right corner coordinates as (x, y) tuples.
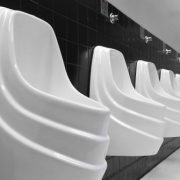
(161, 43), (172, 55)
(140, 27), (152, 44)
(144, 36), (152, 44)
(163, 49), (172, 55)
(109, 13), (119, 24)
(176, 52), (180, 62)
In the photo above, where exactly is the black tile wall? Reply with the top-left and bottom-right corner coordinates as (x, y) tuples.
(2, 0), (180, 179)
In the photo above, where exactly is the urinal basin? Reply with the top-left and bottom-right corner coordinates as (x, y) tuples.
(90, 46), (165, 156)
(0, 7), (110, 180)
(160, 69), (180, 98)
(135, 60), (180, 137)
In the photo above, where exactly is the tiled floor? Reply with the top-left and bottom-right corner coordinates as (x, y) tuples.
(142, 149), (180, 180)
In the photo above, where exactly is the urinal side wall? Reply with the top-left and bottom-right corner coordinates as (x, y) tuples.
(2, 0), (180, 180)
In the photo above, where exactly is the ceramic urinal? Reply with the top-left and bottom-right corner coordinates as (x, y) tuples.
(90, 46), (166, 156)
(160, 69), (180, 97)
(135, 61), (180, 137)
(0, 8), (110, 180)
(174, 74), (180, 95)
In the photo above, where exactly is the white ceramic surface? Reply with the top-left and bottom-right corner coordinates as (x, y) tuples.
(0, 7), (110, 180)
(174, 74), (180, 94)
(90, 46), (165, 156)
(160, 69), (180, 98)
(108, 0), (180, 53)
(136, 61), (180, 137)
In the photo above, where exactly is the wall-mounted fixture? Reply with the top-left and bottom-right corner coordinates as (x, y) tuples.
(163, 49), (172, 55)
(176, 52), (180, 62)
(140, 27), (152, 44)
(100, 0), (109, 18)
(144, 36), (152, 44)
(109, 13), (119, 24)
(162, 43), (172, 55)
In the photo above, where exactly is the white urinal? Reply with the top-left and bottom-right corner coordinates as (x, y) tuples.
(174, 74), (180, 95)
(136, 61), (180, 137)
(90, 46), (166, 156)
(160, 69), (180, 98)
(0, 8), (110, 180)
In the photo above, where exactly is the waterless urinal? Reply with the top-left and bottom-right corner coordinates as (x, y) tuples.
(135, 61), (180, 137)
(90, 46), (166, 156)
(174, 74), (180, 95)
(159, 69), (180, 98)
(0, 8), (110, 180)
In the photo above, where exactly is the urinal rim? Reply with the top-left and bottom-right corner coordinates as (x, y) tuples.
(6, 10), (110, 114)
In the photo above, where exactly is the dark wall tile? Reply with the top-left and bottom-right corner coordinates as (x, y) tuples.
(87, 8), (97, 29)
(67, 42), (78, 65)
(78, 4), (88, 26)
(78, 24), (87, 46)
(0, 0), (21, 9)
(54, 13), (67, 39)
(39, 0), (52, 9)
(53, 0), (68, 16)
(21, 0), (39, 16)
(38, 6), (54, 26)
(67, 20), (78, 43)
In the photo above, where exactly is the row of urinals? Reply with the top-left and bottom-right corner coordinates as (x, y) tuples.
(91, 47), (180, 157)
(1, 6), (180, 180)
